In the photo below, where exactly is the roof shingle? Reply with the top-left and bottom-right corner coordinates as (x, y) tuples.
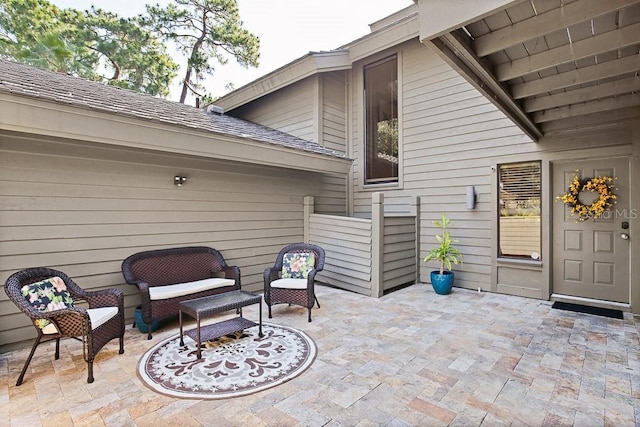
(0, 60), (347, 160)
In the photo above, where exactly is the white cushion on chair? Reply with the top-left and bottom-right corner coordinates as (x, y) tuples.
(88, 307), (118, 330)
(270, 278), (308, 289)
(41, 323), (60, 335)
(148, 278), (235, 300)
(40, 306), (118, 334)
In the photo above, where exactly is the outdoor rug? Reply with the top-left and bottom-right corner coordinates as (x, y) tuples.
(551, 301), (624, 319)
(137, 323), (316, 399)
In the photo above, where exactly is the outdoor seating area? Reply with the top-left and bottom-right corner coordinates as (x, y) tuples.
(1, 0), (639, 425)
(121, 246), (241, 339)
(2, 283), (639, 425)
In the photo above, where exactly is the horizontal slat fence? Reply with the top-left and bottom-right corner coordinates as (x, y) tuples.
(306, 194), (418, 297)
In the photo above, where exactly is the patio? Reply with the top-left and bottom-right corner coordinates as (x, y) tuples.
(2, 283), (640, 426)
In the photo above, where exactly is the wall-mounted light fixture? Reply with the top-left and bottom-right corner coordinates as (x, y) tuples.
(174, 175), (187, 186)
(466, 185), (477, 210)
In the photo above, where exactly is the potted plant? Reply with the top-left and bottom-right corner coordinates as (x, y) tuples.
(423, 213), (462, 295)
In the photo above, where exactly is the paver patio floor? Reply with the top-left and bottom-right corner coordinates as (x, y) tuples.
(2, 283), (639, 426)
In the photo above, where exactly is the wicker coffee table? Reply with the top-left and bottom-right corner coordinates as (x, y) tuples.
(179, 290), (263, 359)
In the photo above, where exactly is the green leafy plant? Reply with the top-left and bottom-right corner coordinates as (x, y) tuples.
(423, 213), (463, 275)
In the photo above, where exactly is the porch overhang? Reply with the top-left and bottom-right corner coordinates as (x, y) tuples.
(417, 0), (640, 140)
(0, 92), (353, 176)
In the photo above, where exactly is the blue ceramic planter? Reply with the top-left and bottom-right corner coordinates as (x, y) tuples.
(134, 306), (162, 333)
(430, 271), (454, 295)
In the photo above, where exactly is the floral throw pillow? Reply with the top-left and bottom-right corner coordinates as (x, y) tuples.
(282, 252), (316, 279)
(21, 277), (74, 330)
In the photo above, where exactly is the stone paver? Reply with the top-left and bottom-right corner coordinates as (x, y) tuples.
(2, 284), (640, 426)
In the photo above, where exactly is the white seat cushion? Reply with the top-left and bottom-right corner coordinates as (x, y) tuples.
(88, 307), (118, 330)
(270, 278), (308, 290)
(41, 306), (118, 334)
(42, 322), (59, 335)
(148, 278), (235, 300)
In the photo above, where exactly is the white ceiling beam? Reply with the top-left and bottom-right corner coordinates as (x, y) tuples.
(511, 54), (640, 99)
(540, 106), (640, 134)
(495, 22), (640, 81)
(474, 0), (640, 57)
(524, 76), (640, 112)
(532, 93), (640, 123)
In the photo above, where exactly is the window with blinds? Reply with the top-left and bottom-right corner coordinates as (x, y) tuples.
(498, 161), (541, 259)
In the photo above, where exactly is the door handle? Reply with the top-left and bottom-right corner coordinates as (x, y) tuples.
(621, 233), (630, 240)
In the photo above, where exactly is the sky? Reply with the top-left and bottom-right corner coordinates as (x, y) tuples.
(49, 0), (415, 103)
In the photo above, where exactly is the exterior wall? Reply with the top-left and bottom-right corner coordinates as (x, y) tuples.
(321, 71), (348, 154)
(348, 38), (639, 303)
(229, 71), (349, 156)
(230, 77), (318, 142)
(226, 72), (349, 215)
(0, 134), (347, 349)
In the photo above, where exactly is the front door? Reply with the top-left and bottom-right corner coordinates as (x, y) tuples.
(552, 158), (630, 303)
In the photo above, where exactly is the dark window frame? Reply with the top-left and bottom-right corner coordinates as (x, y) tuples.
(364, 55), (398, 185)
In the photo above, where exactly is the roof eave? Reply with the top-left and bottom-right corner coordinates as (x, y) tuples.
(0, 92), (353, 175)
(416, 0), (526, 40)
(215, 51), (352, 111)
(217, 9), (422, 112)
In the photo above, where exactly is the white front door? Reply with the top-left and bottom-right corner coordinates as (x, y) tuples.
(552, 158), (630, 303)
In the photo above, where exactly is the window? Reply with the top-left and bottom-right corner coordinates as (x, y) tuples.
(498, 161), (541, 259)
(364, 55), (398, 184)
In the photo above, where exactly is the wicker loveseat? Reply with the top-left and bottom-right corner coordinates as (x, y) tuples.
(121, 246), (240, 339)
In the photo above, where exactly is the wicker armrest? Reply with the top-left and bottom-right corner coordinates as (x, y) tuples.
(223, 266), (241, 288)
(82, 288), (124, 309)
(263, 267), (280, 288)
(42, 307), (90, 336)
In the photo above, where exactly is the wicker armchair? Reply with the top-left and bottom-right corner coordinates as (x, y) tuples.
(263, 243), (325, 322)
(4, 268), (125, 385)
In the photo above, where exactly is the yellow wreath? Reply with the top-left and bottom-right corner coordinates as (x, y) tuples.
(557, 173), (617, 221)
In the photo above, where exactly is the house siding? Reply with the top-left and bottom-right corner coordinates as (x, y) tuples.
(321, 71), (348, 154)
(0, 135), (346, 349)
(349, 39), (638, 296)
(226, 72), (349, 214)
(230, 77), (317, 142)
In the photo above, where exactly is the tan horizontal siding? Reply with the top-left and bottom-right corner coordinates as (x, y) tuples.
(308, 213), (372, 293)
(353, 40), (535, 290)
(0, 138), (346, 349)
(383, 216), (416, 291)
(230, 78), (316, 142)
(322, 72), (347, 154)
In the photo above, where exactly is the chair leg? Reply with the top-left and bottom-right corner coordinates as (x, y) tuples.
(307, 308), (312, 323)
(119, 336), (124, 354)
(17, 334), (43, 386)
(147, 328), (152, 340)
(54, 338), (60, 359)
(268, 304), (273, 319)
(315, 295), (321, 308)
(87, 360), (94, 383)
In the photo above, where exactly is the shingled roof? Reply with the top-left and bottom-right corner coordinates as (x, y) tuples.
(0, 60), (347, 160)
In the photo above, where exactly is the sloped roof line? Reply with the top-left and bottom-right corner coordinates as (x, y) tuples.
(0, 59), (348, 160)
(215, 6), (419, 111)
